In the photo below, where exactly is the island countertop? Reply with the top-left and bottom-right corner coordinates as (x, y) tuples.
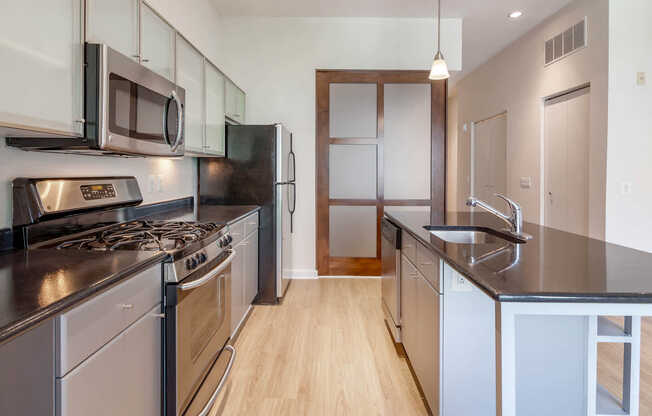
(384, 209), (652, 303)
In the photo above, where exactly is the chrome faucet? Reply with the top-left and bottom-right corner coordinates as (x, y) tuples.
(466, 194), (532, 240)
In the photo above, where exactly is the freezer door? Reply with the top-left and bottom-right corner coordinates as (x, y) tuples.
(275, 124), (294, 298)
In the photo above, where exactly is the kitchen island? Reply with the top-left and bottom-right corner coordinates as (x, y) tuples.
(384, 208), (652, 416)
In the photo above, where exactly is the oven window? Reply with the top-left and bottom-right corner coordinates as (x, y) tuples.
(187, 273), (225, 362)
(108, 73), (180, 144)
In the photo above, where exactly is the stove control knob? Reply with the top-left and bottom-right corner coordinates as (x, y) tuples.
(226, 235), (233, 244)
(190, 257), (198, 269)
(217, 239), (224, 248)
(200, 253), (207, 262)
(186, 259), (192, 269)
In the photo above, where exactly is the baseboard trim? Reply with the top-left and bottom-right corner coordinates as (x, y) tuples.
(319, 275), (382, 279)
(286, 269), (319, 279)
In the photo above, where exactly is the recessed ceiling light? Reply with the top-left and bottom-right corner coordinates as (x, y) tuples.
(509, 11), (523, 19)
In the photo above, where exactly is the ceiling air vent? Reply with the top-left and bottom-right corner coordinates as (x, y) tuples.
(545, 17), (587, 66)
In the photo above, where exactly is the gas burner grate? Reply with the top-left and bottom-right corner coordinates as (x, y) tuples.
(53, 221), (223, 251)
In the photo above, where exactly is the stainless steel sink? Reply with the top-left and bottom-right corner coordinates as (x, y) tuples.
(429, 230), (501, 244)
(424, 225), (526, 245)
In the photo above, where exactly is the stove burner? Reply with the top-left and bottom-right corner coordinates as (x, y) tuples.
(54, 221), (223, 252)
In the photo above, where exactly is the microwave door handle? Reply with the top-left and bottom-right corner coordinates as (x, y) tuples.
(178, 249), (236, 291)
(170, 90), (184, 151)
(163, 94), (172, 147)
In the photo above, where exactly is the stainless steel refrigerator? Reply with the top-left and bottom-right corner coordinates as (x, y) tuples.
(198, 124), (295, 304)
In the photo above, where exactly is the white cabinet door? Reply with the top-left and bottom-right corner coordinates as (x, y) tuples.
(225, 79), (245, 124)
(58, 305), (161, 416)
(230, 242), (245, 335)
(140, 4), (175, 81)
(176, 35), (205, 152)
(244, 231), (259, 304)
(204, 62), (226, 156)
(0, 0), (83, 136)
(86, 0), (138, 60)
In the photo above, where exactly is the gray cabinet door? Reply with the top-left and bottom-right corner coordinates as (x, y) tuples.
(244, 231), (259, 305)
(0, 0), (83, 136)
(231, 241), (245, 335)
(0, 320), (55, 416)
(416, 276), (440, 414)
(400, 255), (418, 360)
(57, 305), (161, 416)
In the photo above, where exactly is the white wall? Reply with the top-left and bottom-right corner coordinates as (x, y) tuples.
(605, 0), (652, 251)
(0, 0), (223, 229)
(219, 17), (462, 276)
(451, 0), (608, 239)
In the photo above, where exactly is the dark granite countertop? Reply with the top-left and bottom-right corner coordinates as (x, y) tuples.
(0, 201), (259, 344)
(0, 249), (166, 344)
(385, 209), (652, 303)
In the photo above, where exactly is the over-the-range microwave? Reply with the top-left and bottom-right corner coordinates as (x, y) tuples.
(7, 43), (185, 157)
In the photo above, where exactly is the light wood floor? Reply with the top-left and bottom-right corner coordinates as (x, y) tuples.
(209, 278), (427, 416)
(209, 279), (652, 415)
(598, 317), (652, 415)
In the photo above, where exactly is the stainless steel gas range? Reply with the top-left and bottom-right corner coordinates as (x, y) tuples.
(12, 176), (236, 416)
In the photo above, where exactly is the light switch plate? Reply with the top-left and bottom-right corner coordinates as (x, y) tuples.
(637, 72), (646, 86)
(621, 181), (632, 195)
(520, 177), (532, 189)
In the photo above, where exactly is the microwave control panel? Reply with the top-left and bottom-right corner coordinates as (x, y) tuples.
(80, 184), (116, 200)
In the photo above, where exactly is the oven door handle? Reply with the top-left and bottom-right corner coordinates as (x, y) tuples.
(179, 249), (236, 291)
(197, 345), (236, 416)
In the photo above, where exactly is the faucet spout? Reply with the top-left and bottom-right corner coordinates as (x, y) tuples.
(466, 194), (532, 240)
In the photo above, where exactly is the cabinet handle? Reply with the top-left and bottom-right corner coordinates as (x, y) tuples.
(141, 58), (150, 63)
(75, 119), (85, 124)
(132, 54), (141, 59)
(420, 261), (433, 266)
(151, 313), (165, 319)
(403, 244), (413, 248)
(118, 303), (134, 310)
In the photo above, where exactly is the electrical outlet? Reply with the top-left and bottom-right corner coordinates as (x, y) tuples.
(451, 274), (473, 292)
(637, 72), (646, 86)
(147, 175), (156, 193)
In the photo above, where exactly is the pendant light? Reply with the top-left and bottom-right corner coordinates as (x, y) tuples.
(429, 0), (450, 80)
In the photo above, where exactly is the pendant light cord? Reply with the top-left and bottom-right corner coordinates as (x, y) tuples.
(437, 0), (441, 52)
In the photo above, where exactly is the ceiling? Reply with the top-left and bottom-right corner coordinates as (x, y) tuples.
(212, 0), (573, 85)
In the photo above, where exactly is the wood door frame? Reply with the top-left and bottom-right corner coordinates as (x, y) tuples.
(316, 70), (447, 276)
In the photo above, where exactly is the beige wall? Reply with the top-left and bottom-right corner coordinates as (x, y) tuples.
(218, 17), (462, 276)
(450, 0), (608, 239)
(605, 0), (652, 252)
(0, 0), (223, 228)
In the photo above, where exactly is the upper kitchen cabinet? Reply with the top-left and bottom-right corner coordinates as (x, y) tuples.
(225, 79), (246, 124)
(140, 3), (175, 81)
(86, 0), (139, 60)
(176, 34), (205, 153)
(0, 0), (83, 137)
(204, 62), (226, 156)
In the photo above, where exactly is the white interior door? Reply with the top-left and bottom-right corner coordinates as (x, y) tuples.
(544, 87), (590, 236)
(472, 113), (507, 209)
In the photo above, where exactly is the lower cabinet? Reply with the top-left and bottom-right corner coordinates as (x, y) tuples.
(400, 253), (441, 414)
(57, 304), (162, 416)
(230, 212), (260, 336)
(0, 319), (55, 416)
